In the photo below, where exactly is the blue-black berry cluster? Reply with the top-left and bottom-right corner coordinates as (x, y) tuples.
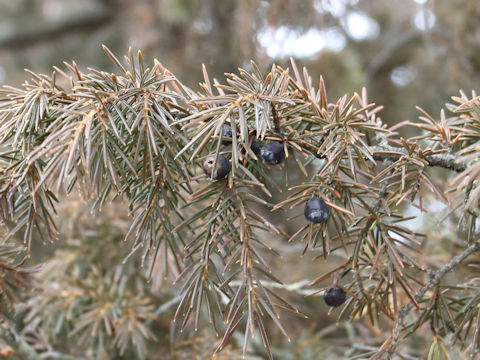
(221, 125), (286, 166)
(222, 125), (261, 157)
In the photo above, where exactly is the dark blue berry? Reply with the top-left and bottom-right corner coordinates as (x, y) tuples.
(242, 137), (261, 157)
(304, 197), (329, 224)
(323, 288), (346, 307)
(203, 155), (231, 180)
(250, 138), (261, 156)
(222, 125), (233, 145)
(260, 141), (285, 165)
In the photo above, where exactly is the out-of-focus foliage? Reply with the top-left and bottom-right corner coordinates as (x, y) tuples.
(0, 244), (38, 312)
(1, 0), (480, 128)
(17, 201), (157, 359)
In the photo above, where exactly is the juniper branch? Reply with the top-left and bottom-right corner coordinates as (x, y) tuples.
(386, 239), (480, 358)
(0, 48), (478, 359)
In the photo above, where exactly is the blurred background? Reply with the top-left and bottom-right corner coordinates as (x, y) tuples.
(1, 0), (480, 358)
(1, 0), (479, 127)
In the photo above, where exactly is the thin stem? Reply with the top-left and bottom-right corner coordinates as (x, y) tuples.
(369, 145), (466, 172)
(297, 141), (467, 172)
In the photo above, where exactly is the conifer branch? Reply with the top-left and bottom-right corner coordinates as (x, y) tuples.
(0, 47), (479, 359)
(386, 239), (480, 357)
